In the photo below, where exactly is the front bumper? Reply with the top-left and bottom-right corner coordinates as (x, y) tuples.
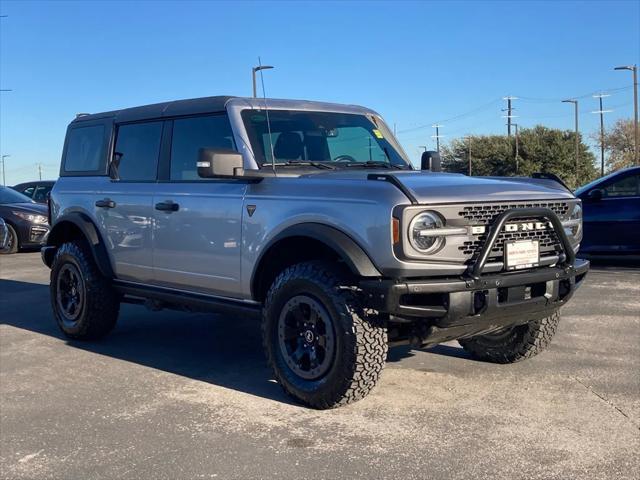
(361, 259), (589, 345)
(362, 206), (589, 345)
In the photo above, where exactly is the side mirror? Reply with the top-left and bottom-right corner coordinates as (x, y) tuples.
(421, 151), (442, 172)
(197, 148), (244, 178)
(588, 188), (604, 201)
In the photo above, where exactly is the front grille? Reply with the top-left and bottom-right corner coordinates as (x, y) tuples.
(456, 201), (569, 265)
(458, 201), (569, 224)
(459, 219), (561, 262)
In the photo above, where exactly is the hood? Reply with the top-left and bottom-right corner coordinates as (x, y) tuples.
(307, 170), (574, 203)
(1, 202), (49, 215)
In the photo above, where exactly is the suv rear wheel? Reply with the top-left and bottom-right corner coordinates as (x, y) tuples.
(262, 261), (387, 409)
(50, 241), (120, 340)
(458, 311), (560, 363)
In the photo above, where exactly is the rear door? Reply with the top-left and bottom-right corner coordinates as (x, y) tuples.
(581, 173), (640, 254)
(152, 113), (246, 297)
(95, 121), (163, 283)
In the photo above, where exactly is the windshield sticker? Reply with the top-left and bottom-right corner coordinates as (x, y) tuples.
(372, 129), (384, 139)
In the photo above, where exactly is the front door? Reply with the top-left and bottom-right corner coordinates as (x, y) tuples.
(581, 172), (640, 254)
(95, 121), (163, 283)
(152, 114), (246, 297)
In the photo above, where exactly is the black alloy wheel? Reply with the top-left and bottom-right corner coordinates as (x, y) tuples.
(55, 262), (85, 326)
(277, 294), (336, 380)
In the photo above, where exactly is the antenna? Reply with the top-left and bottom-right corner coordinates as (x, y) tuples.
(258, 57), (277, 176)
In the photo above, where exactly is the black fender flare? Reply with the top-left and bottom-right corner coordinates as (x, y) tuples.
(44, 212), (114, 278)
(252, 223), (381, 294)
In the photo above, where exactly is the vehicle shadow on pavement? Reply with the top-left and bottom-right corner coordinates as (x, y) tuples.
(1, 278), (296, 405)
(1, 278), (475, 405)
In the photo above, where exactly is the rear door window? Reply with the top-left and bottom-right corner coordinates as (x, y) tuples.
(113, 122), (163, 181)
(64, 125), (105, 172)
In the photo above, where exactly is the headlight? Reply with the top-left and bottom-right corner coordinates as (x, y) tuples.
(408, 211), (445, 254)
(562, 202), (582, 240)
(13, 211), (48, 224)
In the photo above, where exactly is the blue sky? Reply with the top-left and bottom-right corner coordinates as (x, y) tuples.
(0, 0), (638, 184)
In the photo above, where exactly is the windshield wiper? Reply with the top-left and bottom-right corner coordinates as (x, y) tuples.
(343, 161), (407, 170)
(262, 160), (335, 170)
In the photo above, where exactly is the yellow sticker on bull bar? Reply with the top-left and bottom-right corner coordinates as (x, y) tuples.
(372, 129), (384, 139)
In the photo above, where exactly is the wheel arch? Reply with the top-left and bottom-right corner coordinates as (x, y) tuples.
(44, 213), (114, 278)
(251, 223), (381, 302)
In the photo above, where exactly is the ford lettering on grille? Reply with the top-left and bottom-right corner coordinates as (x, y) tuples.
(471, 222), (548, 235)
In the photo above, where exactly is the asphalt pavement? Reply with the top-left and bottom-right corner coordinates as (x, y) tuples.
(1, 253), (638, 480)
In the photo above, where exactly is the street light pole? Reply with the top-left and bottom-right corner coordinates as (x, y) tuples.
(1, 155), (10, 186)
(614, 65), (639, 165)
(562, 99), (579, 186)
(252, 65), (274, 97)
(592, 94), (612, 176)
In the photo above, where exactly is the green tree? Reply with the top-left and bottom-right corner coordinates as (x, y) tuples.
(441, 125), (597, 188)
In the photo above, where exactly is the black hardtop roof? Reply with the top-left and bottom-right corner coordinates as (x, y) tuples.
(71, 96), (238, 124)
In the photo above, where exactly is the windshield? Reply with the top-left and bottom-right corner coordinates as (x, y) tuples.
(574, 168), (635, 195)
(0, 187), (34, 204)
(241, 110), (411, 168)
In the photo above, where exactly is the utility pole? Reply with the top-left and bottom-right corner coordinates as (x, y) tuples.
(562, 99), (579, 186)
(614, 65), (639, 165)
(1, 155), (9, 186)
(252, 64), (274, 97)
(431, 124), (444, 153)
(466, 136), (472, 176)
(502, 96), (518, 136)
(37, 163), (43, 181)
(592, 94), (612, 176)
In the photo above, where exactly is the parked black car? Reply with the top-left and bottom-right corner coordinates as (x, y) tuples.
(576, 166), (640, 257)
(0, 186), (50, 254)
(11, 180), (55, 204)
(0, 217), (9, 251)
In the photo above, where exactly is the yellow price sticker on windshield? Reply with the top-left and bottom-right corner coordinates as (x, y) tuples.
(372, 129), (384, 139)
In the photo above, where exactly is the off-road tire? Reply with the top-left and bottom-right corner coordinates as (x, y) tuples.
(50, 240), (120, 340)
(458, 311), (560, 364)
(1, 224), (19, 254)
(262, 261), (387, 409)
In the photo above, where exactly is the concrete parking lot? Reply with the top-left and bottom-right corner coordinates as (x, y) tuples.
(1, 253), (638, 480)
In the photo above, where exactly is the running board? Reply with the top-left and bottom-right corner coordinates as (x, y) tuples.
(113, 281), (261, 318)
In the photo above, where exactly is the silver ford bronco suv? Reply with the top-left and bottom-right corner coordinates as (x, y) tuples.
(42, 96), (589, 409)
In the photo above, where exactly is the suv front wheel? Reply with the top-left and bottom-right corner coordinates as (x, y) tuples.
(458, 311), (560, 363)
(262, 261), (387, 409)
(50, 241), (120, 340)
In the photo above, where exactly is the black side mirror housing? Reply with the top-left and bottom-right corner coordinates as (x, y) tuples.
(588, 188), (604, 201)
(421, 151), (442, 172)
(197, 148), (244, 178)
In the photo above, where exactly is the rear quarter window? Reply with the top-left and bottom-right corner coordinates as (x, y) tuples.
(63, 124), (107, 174)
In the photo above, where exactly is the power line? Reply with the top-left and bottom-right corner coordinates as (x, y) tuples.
(397, 97), (502, 134)
(517, 85), (632, 103)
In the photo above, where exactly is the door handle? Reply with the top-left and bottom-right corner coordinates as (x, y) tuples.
(155, 201), (179, 212)
(95, 198), (116, 208)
